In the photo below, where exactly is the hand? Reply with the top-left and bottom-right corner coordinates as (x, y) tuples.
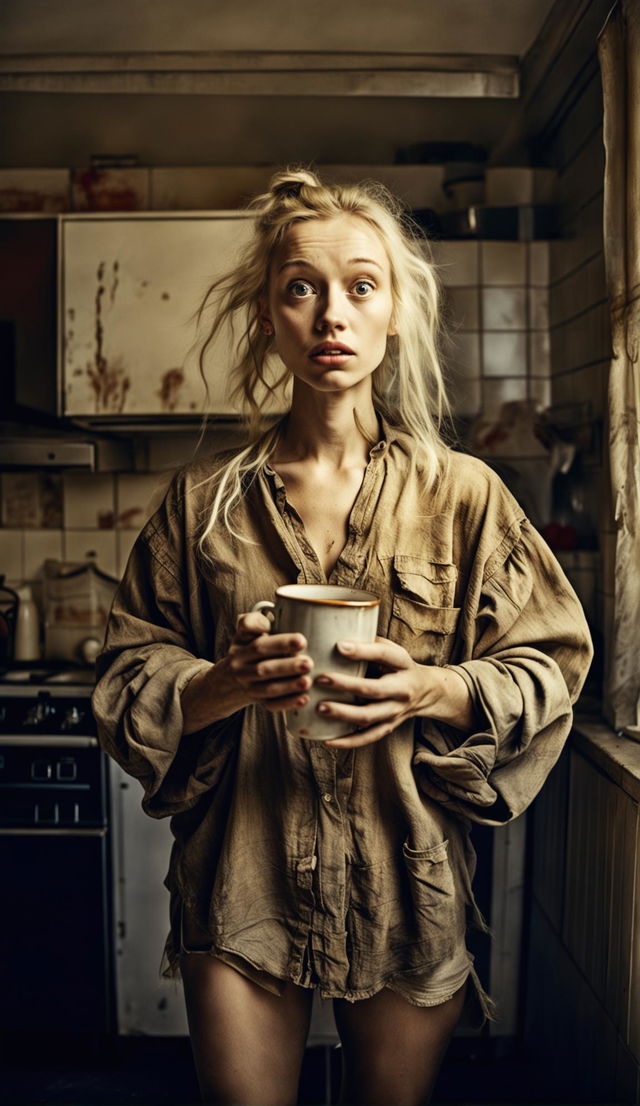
(314, 636), (475, 749)
(181, 610), (313, 733)
(226, 610), (314, 711)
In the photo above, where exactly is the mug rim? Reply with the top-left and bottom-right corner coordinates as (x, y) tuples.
(275, 584), (379, 608)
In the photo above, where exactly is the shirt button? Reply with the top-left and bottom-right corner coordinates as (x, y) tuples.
(322, 793), (333, 803)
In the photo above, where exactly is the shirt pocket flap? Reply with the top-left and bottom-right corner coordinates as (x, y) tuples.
(392, 596), (461, 634)
(393, 555), (457, 606)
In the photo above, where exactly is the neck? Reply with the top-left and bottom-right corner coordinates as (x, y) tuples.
(278, 382), (379, 466)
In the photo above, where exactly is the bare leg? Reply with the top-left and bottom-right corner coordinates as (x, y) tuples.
(180, 953), (314, 1105)
(333, 981), (466, 1106)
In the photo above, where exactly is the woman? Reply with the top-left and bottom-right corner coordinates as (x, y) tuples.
(93, 169), (593, 1106)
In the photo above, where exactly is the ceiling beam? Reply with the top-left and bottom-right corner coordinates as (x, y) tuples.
(0, 51), (520, 98)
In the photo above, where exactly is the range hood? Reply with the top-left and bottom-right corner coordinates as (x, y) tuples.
(0, 424), (133, 470)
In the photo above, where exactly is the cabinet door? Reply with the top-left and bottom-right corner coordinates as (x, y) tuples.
(61, 215), (284, 418)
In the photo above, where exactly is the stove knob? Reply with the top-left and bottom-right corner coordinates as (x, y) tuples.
(63, 706), (83, 729)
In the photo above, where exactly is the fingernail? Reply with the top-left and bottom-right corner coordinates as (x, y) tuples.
(296, 696), (309, 707)
(337, 641), (355, 653)
(314, 675), (331, 686)
(317, 703), (330, 714)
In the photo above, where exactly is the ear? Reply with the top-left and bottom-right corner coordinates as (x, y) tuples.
(257, 296), (274, 336)
(387, 317), (398, 337)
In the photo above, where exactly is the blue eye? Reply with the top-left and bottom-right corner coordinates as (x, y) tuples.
(353, 280), (374, 296)
(289, 280), (313, 297)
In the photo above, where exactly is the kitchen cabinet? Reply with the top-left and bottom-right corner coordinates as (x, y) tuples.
(61, 213), (283, 420)
(1, 213), (288, 424)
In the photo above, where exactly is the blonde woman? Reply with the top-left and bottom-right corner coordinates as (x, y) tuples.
(93, 169), (592, 1106)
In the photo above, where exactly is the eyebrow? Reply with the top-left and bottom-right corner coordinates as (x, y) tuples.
(277, 256), (384, 273)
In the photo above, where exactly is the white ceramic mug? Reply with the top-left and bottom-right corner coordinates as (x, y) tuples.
(253, 584), (380, 741)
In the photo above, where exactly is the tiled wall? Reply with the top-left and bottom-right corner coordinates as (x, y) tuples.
(432, 238), (550, 419)
(0, 471), (165, 585)
(546, 67), (613, 657)
(522, 54), (640, 1102)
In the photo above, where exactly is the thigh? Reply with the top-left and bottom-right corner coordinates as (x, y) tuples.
(180, 952), (314, 1106)
(333, 981), (466, 1106)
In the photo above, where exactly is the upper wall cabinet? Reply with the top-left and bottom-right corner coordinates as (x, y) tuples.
(61, 213), (286, 420)
(2, 212), (289, 423)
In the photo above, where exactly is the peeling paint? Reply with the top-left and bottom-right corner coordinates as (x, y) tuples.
(85, 260), (131, 413)
(72, 169), (144, 212)
(110, 260), (119, 306)
(0, 188), (66, 213)
(157, 368), (185, 412)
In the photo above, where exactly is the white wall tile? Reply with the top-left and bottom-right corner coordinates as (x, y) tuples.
(481, 241), (527, 286)
(23, 530), (63, 581)
(0, 529), (24, 584)
(482, 332), (527, 377)
(529, 331), (551, 377)
(444, 287), (480, 330)
(529, 376), (552, 409)
(482, 288), (527, 330)
(115, 473), (164, 530)
(445, 331), (481, 379)
(482, 377), (528, 413)
(529, 242), (550, 286)
(530, 288), (550, 330)
(431, 240), (479, 286)
(450, 375), (482, 419)
(64, 530), (117, 579)
(1, 473), (40, 528)
(63, 473), (115, 530)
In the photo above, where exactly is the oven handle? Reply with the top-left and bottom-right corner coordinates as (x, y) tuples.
(0, 827), (107, 837)
(0, 735), (98, 747)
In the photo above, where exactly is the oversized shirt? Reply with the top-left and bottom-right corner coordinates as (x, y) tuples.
(93, 426), (593, 1006)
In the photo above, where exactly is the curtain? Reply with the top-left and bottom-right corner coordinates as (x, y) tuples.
(598, 0), (640, 731)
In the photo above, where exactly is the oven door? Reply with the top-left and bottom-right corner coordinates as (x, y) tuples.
(0, 827), (114, 1033)
(0, 733), (115, 1034)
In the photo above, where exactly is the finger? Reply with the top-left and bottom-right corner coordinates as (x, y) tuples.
(249, 673), (312, 700)
(315, 697), (397, 728)
(230, 632), (308, 660)
(335, 638), (412, 668)
(235, 611), (273, 641)
(251, 654), (313, 681)
(261, 690), (311, 713)
(313, 671), (408, 702)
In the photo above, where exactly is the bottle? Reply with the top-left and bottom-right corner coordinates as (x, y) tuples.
(14, 585), (40, 662)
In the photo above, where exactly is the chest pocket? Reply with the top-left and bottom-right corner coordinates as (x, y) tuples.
(389, 555), (460, 665)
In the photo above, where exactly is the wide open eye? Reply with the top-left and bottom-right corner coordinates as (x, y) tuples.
(288, 279), (315, 298)
(352, 280), (375, 297)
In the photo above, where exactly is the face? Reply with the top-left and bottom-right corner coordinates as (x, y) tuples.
(262, 214), (395, 396)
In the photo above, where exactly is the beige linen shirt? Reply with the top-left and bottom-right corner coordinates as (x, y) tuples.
(93, 426), (593, 1006)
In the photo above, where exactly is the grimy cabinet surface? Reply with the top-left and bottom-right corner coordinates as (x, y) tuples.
(61, 214), (258, 418)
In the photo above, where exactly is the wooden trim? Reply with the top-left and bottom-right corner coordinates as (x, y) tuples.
(0, 50), (520, 98)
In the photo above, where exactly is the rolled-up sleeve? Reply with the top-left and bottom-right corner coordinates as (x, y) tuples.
(413, 519), (594, 825)
(92, 485), (239, 818)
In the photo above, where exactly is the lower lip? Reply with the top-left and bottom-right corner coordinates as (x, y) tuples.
(309, 352), (354, 366)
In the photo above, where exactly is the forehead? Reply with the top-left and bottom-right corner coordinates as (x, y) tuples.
(272, 214), (390, 273)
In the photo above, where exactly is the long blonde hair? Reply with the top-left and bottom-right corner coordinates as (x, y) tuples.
(196, 167), (451, 549)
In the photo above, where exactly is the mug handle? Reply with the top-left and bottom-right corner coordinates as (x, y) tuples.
(252, 600), (275, 623)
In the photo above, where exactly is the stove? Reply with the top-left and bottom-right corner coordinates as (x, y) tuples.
(0, 663), (115, 1033)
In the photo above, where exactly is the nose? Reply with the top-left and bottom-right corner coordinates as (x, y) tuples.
(314, 284), (346, 332)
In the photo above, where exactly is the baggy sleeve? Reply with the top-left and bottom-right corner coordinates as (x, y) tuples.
(413, 518), (594, 825)
(92, 477), (239, 818)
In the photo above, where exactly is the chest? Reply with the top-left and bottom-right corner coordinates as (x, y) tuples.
(277, 466), (367, 577)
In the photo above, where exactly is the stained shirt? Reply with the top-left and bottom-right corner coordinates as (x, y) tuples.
(92, 425), (593, 1005)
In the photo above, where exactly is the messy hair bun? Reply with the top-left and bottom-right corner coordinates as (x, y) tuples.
(196, 166), (449, 547)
